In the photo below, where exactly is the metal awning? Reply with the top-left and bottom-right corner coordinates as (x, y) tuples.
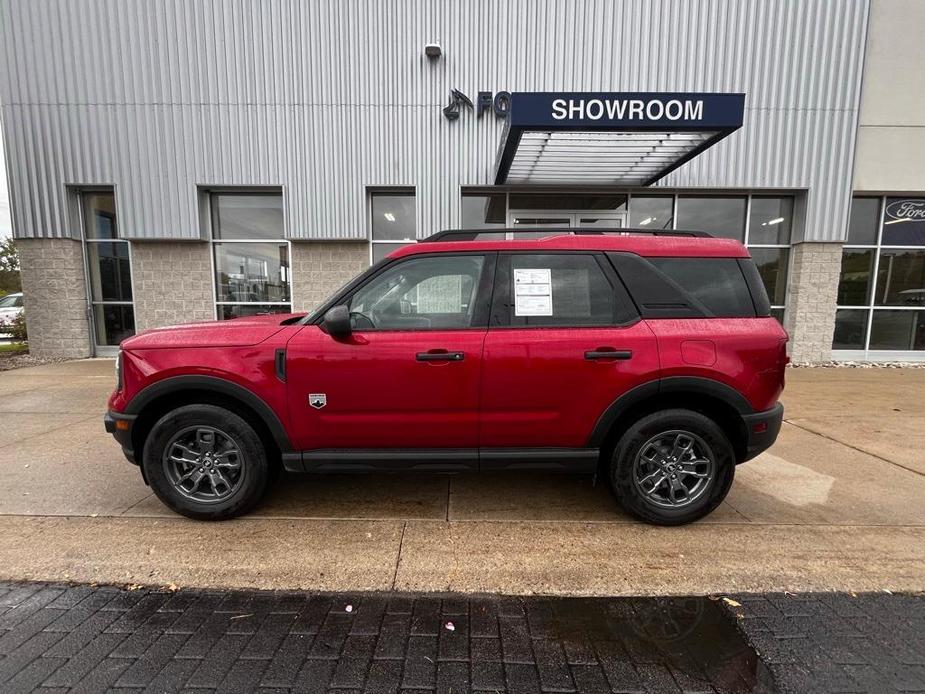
(494, 92), (745, 186)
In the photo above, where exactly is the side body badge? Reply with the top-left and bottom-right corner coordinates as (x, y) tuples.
(308, 393), (327, 409)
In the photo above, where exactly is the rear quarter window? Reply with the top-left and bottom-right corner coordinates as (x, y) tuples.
(648, 257), (756, 317)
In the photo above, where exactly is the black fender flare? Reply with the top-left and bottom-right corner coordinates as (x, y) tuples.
(587, 376), (754, 448)
(124, 375), (293, 452)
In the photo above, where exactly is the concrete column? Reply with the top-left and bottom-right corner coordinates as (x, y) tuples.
(290, 241), (369, 312)
(16, 238), (92, 359)
(132, 241), (214, 332)
(784, 241), (843, 364)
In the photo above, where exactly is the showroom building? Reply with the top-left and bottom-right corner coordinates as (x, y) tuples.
(1, 0), (924, 362)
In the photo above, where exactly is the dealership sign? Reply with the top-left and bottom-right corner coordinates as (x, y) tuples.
(493, 91), (746, 185)
(882, 198), (925, 246)
(509, 92), (745, 129)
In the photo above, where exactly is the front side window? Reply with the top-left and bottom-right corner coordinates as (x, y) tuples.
(0, 295), (22, 309)
(348, 254), (485, 330)
(210, 192), (290, 319)
(82, 191), (135, 348)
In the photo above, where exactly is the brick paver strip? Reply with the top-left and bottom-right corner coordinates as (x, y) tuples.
(0, 582), (921, 693)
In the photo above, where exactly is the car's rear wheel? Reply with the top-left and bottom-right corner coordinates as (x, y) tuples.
(609, 409), (735, 526)
(142, 404), (269, 520)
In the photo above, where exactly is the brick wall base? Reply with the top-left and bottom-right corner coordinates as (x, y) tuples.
(785, 242), (843, 363)
(132, 241), (214, 332)
(16, 238), (92, 359)
(291, 241), (369, 312)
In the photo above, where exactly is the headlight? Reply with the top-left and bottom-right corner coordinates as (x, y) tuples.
(115, 349), (123, 391)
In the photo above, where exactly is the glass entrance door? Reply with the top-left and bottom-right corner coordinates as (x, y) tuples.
(81, 191), (135, 356)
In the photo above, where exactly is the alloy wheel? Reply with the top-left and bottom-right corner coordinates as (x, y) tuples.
(632, 430), (716, 509)
(162, 425), (246, 503)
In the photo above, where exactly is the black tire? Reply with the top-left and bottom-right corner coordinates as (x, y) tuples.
(142, 404), (270, 520)
(609, 408), (735, 526)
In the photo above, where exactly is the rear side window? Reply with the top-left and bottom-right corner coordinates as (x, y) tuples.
(648, 258), (756, 317)
(491, 253), (635, 327)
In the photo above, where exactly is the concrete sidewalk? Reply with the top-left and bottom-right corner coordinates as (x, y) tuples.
(0, 360), (923, 595)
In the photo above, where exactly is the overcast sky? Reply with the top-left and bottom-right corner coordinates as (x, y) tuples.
(0, 135), (11, 238)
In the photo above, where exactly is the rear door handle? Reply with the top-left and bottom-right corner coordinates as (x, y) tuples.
(585, 348), (633, 360)
(416, 350), (465, 362)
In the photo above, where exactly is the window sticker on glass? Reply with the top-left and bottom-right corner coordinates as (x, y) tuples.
(514, 268), (553, 316)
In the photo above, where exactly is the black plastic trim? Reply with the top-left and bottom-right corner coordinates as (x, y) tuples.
(423, 228), (713, 242)
(104, 411), (139, 465)
(300, 449), (479, 473)
(123, 375), (294, 453)
(275, 348), (287, 382)
(738, 257), (772, 317)
(741, 402), (784, 462)
(586, 376), (755, 448)
(480, 448), (599, 472)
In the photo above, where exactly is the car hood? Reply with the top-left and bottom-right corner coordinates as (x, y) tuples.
(122, 314), (305, 349)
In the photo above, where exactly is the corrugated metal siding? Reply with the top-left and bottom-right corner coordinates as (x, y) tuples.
(0, 0), (868, 242)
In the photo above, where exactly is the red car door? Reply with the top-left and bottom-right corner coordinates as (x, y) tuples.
(479, 251), (659, 467)
(285, 253), (493, 470)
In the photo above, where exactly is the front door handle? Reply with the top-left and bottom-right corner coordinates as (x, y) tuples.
(416, 350), (465, 362)
(585, 348), (633, 360)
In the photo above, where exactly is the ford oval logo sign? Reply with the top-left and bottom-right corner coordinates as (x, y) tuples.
(886, 199), (925, 222)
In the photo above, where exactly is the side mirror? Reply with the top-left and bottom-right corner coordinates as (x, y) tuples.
(323, 305), (352, 339)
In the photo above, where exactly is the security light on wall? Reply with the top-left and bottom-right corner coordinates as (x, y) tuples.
(424, 42), (442, 59)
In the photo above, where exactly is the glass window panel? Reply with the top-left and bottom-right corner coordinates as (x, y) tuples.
(507, 254), (615, 327)
(748, 196), (793, 245)
(461, 193), (507, 228)
(676, 196), (746, 241)
(847, 197), (880, 245)
(218, 304), (292, 320)
(371, 193), (416, 241)
(874, 250), (925, 306)
(371, 242), (413, 263)
(630, 195), (673, 229)
(212, 194), (284, 240)
(881, 197), (925, 246)
(82, 193), (117, 239)
(508, 193), (627, 211)
(87, 241), (132, 302)
(832, 309), (868, 350)
(578, 217), (624, 229)
(349, 255), (484, 330)
(837, 249), (874, 306)
(869, 310), (925, 350)
(749, 247), (789, 306)
(0, 294), (22, 309)
(214, 242), (290, 303)
(93, 304), (135, 346)
(648, 258), (755, 317)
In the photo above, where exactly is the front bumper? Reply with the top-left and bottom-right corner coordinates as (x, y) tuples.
(740, 402), (784, 463)
(104, 411), (138, 465)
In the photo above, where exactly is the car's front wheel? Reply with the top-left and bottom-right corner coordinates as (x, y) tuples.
(609, 409), (735, 526)
(142, 404), (269, 520)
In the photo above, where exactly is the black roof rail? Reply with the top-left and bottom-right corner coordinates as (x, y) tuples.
(422, 228), (714, 242)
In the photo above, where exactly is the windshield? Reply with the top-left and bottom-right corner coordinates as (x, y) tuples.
(0, 294), (21, 309)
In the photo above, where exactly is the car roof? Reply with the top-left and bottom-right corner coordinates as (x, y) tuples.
(389, 230), (750, 260)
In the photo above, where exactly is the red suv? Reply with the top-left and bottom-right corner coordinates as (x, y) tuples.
(105, 229), (787, 525)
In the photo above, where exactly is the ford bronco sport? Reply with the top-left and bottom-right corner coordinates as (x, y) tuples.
(105, 229), (787, 525)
